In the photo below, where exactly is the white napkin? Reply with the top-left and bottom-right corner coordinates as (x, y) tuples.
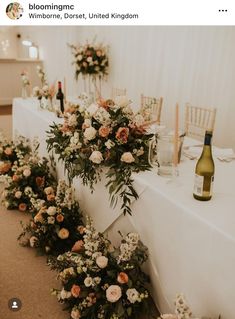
(183, 146), (235, 161)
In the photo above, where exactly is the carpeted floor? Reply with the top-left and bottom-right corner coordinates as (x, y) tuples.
(0, 201), (68, 319)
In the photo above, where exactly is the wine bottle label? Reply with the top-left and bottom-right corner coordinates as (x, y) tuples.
(194, 174), (204, 196)
(193, 174), (214, 197)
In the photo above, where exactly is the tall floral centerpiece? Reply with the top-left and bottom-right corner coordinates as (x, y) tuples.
(47, 97), (153, 215)
(49, 217), (152, 319)
(33, 66), (55, 111)
(21, 70), (30, 99)
(70, 40), (109, 98)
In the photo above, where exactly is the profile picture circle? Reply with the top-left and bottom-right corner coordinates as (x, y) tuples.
(6, 2), (23, 20)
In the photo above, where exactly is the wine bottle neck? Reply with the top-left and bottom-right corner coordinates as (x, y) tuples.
(204, 132), (212, 146)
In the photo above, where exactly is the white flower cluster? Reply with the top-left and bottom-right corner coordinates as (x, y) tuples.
(174, 294), (193, 319)
(36, 65), (47, 86)
(21, 72), (30, 87)
(93, 107), (111, 126)
(55, 180), (75, 209)
(118, 233), (140, 263)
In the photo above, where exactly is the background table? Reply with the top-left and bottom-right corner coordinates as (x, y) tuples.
(13, 98), (235, 318)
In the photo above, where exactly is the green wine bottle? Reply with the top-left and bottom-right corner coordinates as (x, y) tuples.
(193, 131), (215, 201)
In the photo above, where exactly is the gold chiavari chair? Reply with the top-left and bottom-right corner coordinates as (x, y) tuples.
(111, 87), (127, 99)
(185, 103), (217, 140)
(140, 94), (163, 125)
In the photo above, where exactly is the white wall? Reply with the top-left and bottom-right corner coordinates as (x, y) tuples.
(77, 26), (235, 149)
(16, 26), (80, 98)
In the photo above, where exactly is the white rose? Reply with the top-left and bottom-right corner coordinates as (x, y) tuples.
(83, 118), (91, 128)
(106, 285), (122, 303)
(89, 151), (103, 164)
(77, 54), (83, 61)
(71, 308), (81, 319)
(15, 191), (22, 199)
(23, 168), (31, 177)
(87, 103), (98, 116)
(42, 85), (49, 92)
(84, 277), (93, 287)
(87, 56), (93, 63)
(94, 277), (101, 284)
(84, 127), (97, 141)
(47, 206), (57, 216)
(120, 152), (135, 163)
(60, 288), (72, 300)
(126, 288), (140, 303)
(96, 256), (108, 268)
(47, 216), (55, 224)
(105, 139), (115, 149)
(29, 236), (38, 248)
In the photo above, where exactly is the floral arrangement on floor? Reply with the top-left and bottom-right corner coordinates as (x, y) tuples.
(49, 217), (151, 319)
(0, 132), (31, 176)
(1, 146), (56, 212)
(158, 294), (221, 319)
(47, 97), (153, 215)
(18, 180), (84, 255)
(70, 41), (109, 81)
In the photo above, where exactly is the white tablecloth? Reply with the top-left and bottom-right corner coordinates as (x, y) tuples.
(13, 98), (235, 318)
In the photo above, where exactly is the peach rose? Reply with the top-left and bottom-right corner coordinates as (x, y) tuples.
(23, 168), (31, 177)
(4, 147), (12, 156)
(77, 225), (85, 234)
(36, 176), (45, 187)
(96, 256), (108, 269)
(12, 174), (20, 182)
(72, 240), (84, 252)
(71, 284), (81, 298)
(116, 127), (129, 143)
(0, 161), (11, 174)
(60, 123), (70, 133)
(34, 211), (44, 223)
(106, 285), (122, 303)
(56, 214), (64, 223)
(58, 228), (69, 239)
(99, 126), (111, 138)
(44, 186), (54, 195)
(117, 272), (129, 284)
(71, 309), (81, 319)
(19, 203), (27, 212)
(47, 194), (55, 201)
(120, 152), (135, 163)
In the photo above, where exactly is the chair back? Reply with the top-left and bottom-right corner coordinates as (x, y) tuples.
(140, 94), (163, 125)
(185, 103), (217, 140)
(111, 87), (127, 99)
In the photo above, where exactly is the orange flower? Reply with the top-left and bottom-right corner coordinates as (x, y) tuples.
(36, 176), (45, 187)
(0, 162), (11, 174)
(116, 127), (129, 143)
(99, 126), (110, 138)
(96, 50), (102, 57)
(56, 214), (64, 223)
(34, 211), (44, 223)
(117, 272), (129, 284)
(12, 174), (20, 182)
(47, 194), (55, 202)
(72, 240), (84, 252)
(4, 147), (12, 156)
(19, 203), (27, 212)
(71, 284), (81, 298)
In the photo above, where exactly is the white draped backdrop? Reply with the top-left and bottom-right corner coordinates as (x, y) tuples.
(14, 26), (235, 150)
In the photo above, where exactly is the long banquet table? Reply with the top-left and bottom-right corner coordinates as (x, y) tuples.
(13, 98), (235, 318)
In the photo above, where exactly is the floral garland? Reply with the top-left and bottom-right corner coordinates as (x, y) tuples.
(0, 132), (31, 176)
(1, 148), (56, 213)
(159, 294), (221, 319)
(18, 180), (84, 256)
(70, 42), (109, 81)
(47, 97), (153, 215)
(49, 217), (151, 319)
